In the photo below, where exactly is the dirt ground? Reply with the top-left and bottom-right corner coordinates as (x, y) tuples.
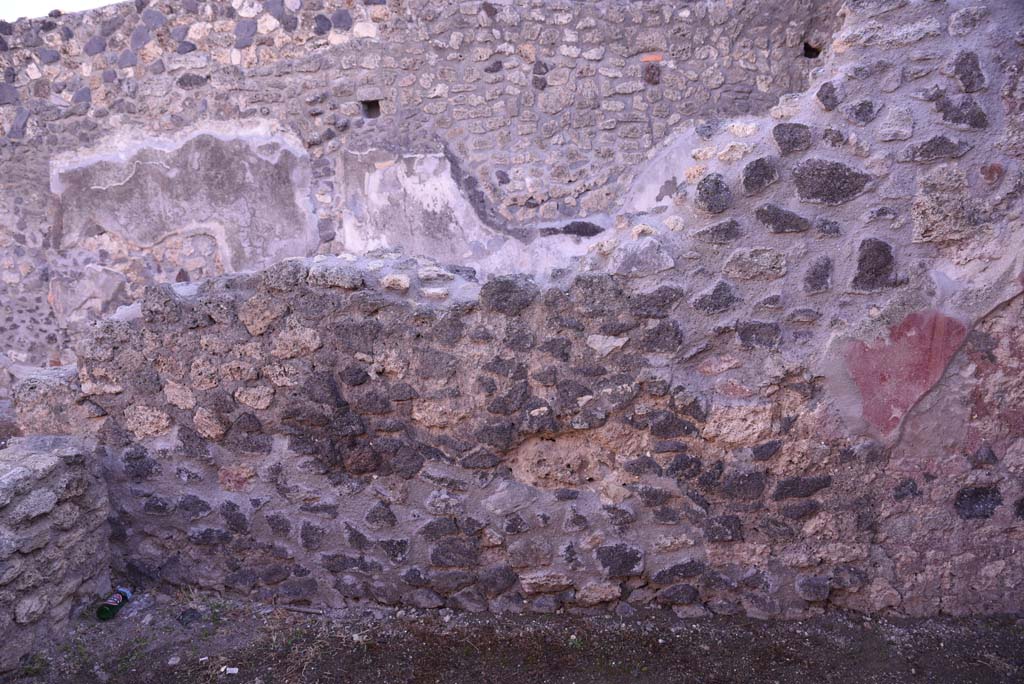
(2, 589), (1022, 684)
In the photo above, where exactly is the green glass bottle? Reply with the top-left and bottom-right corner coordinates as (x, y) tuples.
(96, 587), (133, 621)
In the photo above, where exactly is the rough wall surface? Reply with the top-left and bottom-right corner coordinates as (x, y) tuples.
(38, 238), (1024, 619)
(3, 0), (1024, 622)
(0, 0), (839, 385)
(0, 437), (111, 672)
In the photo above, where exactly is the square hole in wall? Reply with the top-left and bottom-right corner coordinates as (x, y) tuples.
(803, 42), (821, 58)
(361, 99), (381, 118)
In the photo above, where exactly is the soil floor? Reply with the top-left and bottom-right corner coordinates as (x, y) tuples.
(2, 589), (1022, 684)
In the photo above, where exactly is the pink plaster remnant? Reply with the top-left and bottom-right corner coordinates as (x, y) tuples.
(846, 310), (968, 434)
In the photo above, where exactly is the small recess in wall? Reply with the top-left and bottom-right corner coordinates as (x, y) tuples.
(361, 99), (381, 118)
(803, 42), (821, 58)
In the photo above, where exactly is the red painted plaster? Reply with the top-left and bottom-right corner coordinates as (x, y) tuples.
(846, 310), (968, 434)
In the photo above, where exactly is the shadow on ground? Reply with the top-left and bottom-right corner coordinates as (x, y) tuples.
(3, 590), (1022, 684)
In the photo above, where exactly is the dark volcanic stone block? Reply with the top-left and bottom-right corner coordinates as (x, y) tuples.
(430, 537), (480, 568)
(704, 515), (743, 542)
(773, 475), (833, 500)
(935, 94), (988, 129)
(37, 47), (60, 64)
(141, 8), (167, 28)
(954, 485), (1002, 519)
(736, 321), (782, 349)
(795, 576), (831, 602)
(741, 157), (779, 195)
(693, 281), (739, 315)
(0, 83), (19, 106)
(630, 285), (683, 318)
(752, 440), (782, 461)
(596, 543), (644, 577)
(83, 35), (106, 56)
(640, 320), (684, 352)
(559, 220), (603, 237)
(893, 478), (921, 501)
(816, 218), (841, 236)
(313, 14), (331, 35)
(379, 539), (409, 563)
(656, 584), (699, 605)
(720, 471), (767, 499)
(782, 500), (821, 520)
(755, 204), (811, 233)
(177, 73), (209, 89)
(480, 275), (539, 315)
(967, 444), (997, 469)
(772, 123), (812, 154)
(695, 218), (742, 244)
(792, 159), (871, 205)
(816, 81), (842, 111)
(852, 238), (897, 290)
(331, 9), (353, 30)
(695, 173), (733, 214)
(843, 100), (883, 125)
(803, 256), (832, 293)
(950, 51), (985, 92)
(898, 135), (972, 163)
(652, 560), (704, 585)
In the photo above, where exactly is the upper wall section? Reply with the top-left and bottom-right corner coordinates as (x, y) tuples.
(0, 0), (841, 385)
(0, 0), (840, 226)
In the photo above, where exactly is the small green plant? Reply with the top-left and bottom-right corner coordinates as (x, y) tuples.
(78, 601), (96, 620)
(18, 652), (50, 677)
(66, 638), (91, 672)
(568, 634), (584, 650)
(114, 635), (150, 674)
(203, 596), (227, 627)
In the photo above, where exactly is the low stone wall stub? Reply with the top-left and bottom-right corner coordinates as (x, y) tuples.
(0, 436), (110, 674)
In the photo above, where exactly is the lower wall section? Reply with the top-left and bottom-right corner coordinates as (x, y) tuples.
(0, 437), (110, 673)
(30, 256), (1016, 622)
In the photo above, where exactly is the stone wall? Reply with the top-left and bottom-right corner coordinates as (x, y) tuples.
(3, 0), (1024, 624)
(14, 237), (1017, 619)
(0, 436), (111, 673)
(46, 257), (881, 616)
(0, 0), (840, 390)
